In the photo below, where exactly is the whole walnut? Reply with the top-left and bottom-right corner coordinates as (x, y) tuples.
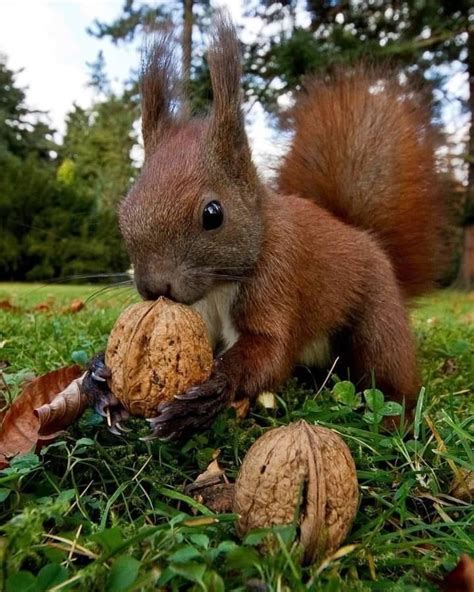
(105, 298), (213, 418)
(233, 420), (359, 564)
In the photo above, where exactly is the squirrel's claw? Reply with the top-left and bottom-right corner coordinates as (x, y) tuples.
(147, 369), (232, 442)
(91, 370), (107, 383)
(82, 353), (129, 433)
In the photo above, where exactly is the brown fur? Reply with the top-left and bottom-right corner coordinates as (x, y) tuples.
(119, 13), (443, 425)
(225, 194), (419, 408)
(278, 68), (444, 298)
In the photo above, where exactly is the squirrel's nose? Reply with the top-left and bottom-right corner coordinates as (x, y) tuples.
(136, 279), (174, 301)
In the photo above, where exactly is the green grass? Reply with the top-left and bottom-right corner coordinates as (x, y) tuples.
(0, 282), (473, 591)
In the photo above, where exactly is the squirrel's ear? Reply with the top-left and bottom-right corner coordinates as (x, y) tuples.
(140, 33), (179, 155)
(207, 13), (253, 176)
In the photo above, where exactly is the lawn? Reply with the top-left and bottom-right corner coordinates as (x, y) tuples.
(0, 282), (473, 591)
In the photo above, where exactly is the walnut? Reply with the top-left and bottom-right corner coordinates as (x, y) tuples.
(105, 298), (213, 417)
(233, 420), (359, 564)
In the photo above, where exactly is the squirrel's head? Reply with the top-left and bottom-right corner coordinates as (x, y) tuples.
(120, 14), (263, 304)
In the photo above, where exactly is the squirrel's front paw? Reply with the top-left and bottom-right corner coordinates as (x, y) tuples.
(82, 353), (130, 434)
(147, 364), (232, 442)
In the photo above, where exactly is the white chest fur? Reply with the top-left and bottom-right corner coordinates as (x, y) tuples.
(191, 283), (240, 354)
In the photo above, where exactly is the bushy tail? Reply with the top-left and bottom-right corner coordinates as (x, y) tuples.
(277, 66), (444, 298)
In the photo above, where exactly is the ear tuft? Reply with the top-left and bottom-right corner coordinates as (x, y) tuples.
(140, 32), (179, 153)
(208, 11), (255, 179)
(208, 12), (242, 122)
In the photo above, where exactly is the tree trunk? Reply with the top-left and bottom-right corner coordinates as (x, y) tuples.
(182, 0), (193, 86)
(458, 26), (474, 289)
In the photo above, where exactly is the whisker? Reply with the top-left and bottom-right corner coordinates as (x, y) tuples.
(189, 272), (252, 283)
(30, 273), (132, 294)
(197, 266), (254, 272)
(121, 291), (140, 308)
(94, 286), (137, 306)
(85, 281), (135, 305)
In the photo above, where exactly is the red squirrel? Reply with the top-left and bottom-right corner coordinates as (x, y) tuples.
(85, 14), (443, 440)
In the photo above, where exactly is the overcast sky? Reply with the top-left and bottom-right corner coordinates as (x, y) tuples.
(0, 0), (468, 176)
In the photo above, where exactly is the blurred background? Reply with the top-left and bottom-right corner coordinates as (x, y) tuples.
(0, 0), (472, 287)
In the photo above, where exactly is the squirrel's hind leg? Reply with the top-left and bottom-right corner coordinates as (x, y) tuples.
(348, 290), (420, 423)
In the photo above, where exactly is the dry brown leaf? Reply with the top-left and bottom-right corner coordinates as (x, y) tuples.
(439, 555), (474, 592)
(69, 299), (85, 313)
(192, 458), (225, 487)
(0, 365), (84, 468)
(33, 302), (52, 313)
(191, 483), (235, 513)
(185, 456), (234, 513)
(231, 398), (250, 419)
(35, 373), (88, 438)
(0, 299), (20, 313)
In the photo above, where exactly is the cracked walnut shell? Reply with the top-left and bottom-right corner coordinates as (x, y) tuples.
(233, 420), (359, 564)
(105, 298), (213, 418)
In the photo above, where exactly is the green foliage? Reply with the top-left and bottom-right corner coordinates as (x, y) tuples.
(87, 0), (168, 44)
(0, 59), (55, 162)
(247, 0), (470, 109)
(0, 285), (472, 590)
(61, 96), (137, 211)
(247, 0), (471, 235)
(0, 56), (133, 281)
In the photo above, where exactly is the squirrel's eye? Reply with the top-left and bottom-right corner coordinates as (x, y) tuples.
(202, 200), (224, 231)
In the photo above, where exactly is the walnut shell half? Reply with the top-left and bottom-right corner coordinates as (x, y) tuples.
(233, 420), (359, 564)
(105, 298), (213, 417)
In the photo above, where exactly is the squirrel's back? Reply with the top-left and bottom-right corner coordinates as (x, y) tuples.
(277, 66), (444, 298)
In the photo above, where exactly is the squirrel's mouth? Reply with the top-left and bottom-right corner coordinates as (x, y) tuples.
(134, 275), (214, 307)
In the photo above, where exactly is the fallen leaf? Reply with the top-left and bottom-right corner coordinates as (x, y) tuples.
(69, 299), (85, 313)
(189, 458), (225, 489)
(35, 373), (88, 439)
(185, 457), (234, 513)
(0, 365), (84, 468)
(190, 482), (235, 513)
(0, 299), (20, 313)
(231, 398), (250, 419)
(439, 555), (474, 592)
(451, 470), (474, 502)
(33, 302), (52, 313)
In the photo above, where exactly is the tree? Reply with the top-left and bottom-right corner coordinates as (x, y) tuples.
(54, 81), (138, 276)
(244, 1), (471, 284)
(243, 1), (469, 109)
(88, 0), (212, 105)
(0, 54), (132, 281)
(0, 56), (56, 161)
(61, 94), (137, 211)
(0, 57), (59, 279)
